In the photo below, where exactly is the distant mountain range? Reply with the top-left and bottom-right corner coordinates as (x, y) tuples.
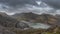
(12, 12), (60, 26)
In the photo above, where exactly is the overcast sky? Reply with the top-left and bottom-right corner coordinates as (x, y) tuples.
(0, 0), (60, 15)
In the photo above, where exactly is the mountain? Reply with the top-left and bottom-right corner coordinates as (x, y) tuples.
(12, 12), (60, 26)
(0, 12), (33, 34)
(0, 12), (17, 34)
(0, 12), (19, 27)
(0, 12), (30, 29)
(12, 12), (39, 21)
(0, 12), (60, 34)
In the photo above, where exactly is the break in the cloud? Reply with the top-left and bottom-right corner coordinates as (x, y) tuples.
(0, 0), (60, 15)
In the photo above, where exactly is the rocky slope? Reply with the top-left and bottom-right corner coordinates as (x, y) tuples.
(0, 25), (16, 34)
(0, 12), (19, 27)
(0, 12), (30, 28)
(12, 12), (60, 26)
(0, 12), (60, 34)
(11, 12), (60, 34)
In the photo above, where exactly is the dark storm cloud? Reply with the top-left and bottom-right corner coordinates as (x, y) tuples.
(41, 0), (60, 9)
(0, 0), (60, 9)
(0, 0), (60, 15)
(0, 0), (38, 8)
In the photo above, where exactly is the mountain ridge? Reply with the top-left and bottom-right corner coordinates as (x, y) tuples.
(12, 12), (60, 26)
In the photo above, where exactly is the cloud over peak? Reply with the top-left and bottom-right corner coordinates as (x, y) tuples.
(41, 0), (60, 9)
(0, 0), (60, 15)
